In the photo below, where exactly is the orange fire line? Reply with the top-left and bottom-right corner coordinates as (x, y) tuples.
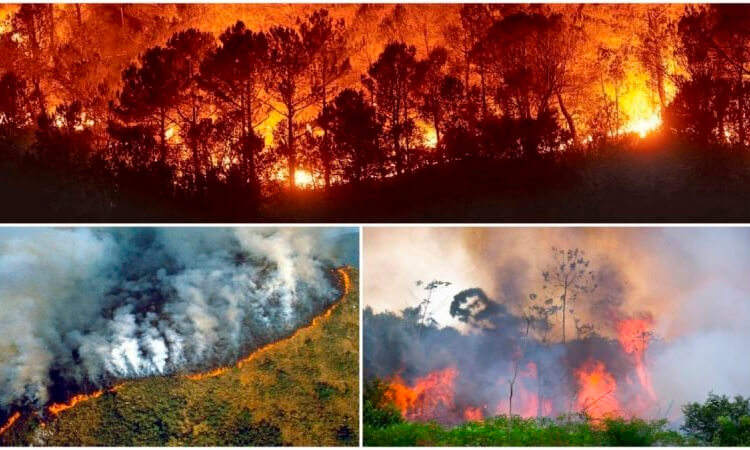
(0, 412), (20, 437)
(186, 266), (351, 380)
(47, 384), (123, 416)
(2, 267), (352, 433)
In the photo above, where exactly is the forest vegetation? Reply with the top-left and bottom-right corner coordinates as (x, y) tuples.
(2, 4), (750, 220)
(0, 267), (359, 446)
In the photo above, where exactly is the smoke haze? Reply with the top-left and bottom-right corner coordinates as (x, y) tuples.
(0, 227), (355, 413)
(363, 227), (750, 421)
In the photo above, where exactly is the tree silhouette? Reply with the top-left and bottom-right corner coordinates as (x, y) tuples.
(167, 28), (215, 193)
(201, 21), (269, 199)
(266, 25), (314, 190)
(10, 5), (55, 115)
(365, 42), (421, 174)
(318, 88), (381, 184)
(300, 9), (351, 188)
(117, 44), (181, 164)
(537, 247), (597, 344)
(417, 47), (449, 149)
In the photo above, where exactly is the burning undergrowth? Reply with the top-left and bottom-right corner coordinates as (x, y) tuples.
(364, 292), (666, 426)
(0, 227), (352, 423)
(363, 228), (750, 428)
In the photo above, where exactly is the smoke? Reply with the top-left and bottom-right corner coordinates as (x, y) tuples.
(363, 227), (750, 422)
(0, 227), (354, 413)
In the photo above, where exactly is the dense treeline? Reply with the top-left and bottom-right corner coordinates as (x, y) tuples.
(1, 4), (750, 219)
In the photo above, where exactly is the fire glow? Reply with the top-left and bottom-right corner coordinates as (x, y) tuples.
(381, 316), (659, 424)
(0, 412), (20, 437)
(47, 384), (123, 416)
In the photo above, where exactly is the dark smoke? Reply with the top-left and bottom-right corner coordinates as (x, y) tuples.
(0, 227), (355, 415)
(364, 227), (750, 423)
(364, 283), (665, 425)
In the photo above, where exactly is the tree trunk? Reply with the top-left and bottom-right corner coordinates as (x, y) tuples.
(656, 66), (666, 115)
(556, 90), (577, 144)
(48, 5), (55, 51)
(287, 112), (296, 190)
(738, 69), (745, 148)
(562, 284), (567, 344)
(322, 91), (331, 189)
(480, 66), (488, 118)
(160, 109), (167, 163)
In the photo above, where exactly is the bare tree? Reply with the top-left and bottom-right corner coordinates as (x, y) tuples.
(540, 247), (597, 344)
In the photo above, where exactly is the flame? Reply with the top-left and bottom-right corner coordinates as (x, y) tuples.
(294, 169), (314, 189)
(621, 114), (662, 138)
(423, 129), (437, 149)
(48, 384), (122, 416)
(385, 367), (457, 421)
(0, 412), (20, 436)
(617, 318), (656, 402)
(463, 406), (483, 422)
(496, 362), (541, 418)
(186, 267), (351, 380)
(574, 360), (620, 420)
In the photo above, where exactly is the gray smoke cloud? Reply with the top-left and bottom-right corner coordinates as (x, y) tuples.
(0, 227), (355, 412)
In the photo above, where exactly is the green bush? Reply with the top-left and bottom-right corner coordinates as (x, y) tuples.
(363, 379), (404, 429)
(364, 415), (686, 446)
(682, 394), (750, 445)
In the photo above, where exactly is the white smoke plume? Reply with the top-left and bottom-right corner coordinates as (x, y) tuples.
(0, 227), (354, 412)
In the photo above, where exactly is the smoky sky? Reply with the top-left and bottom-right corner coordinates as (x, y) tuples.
(0, 227), (356, 412)
(363, 227), (750, 414)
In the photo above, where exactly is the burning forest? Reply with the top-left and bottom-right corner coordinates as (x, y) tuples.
(4, 4), (750, 220)
(0, 226), (360, 446)
(363, 227), (750, 446)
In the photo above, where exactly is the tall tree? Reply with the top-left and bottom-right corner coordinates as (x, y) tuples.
(10, 5), (55, 114)
(117, 45), (181, 164)
(417, 47), (449, 149)
(365, 42), (421, 175)
(539, 247), (596, 344)
(168, 28), (215, 192)
(201, 21), (269, 197)
(300, 9), (351, 188)
(266, 25), (315, 190)
(318, 88), (381, 184)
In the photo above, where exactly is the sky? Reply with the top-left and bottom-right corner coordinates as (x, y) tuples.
(363, 227), (750, 337)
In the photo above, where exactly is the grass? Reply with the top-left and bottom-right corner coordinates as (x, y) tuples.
(2, 267), (359, 446)
(364, 416), (691, 447)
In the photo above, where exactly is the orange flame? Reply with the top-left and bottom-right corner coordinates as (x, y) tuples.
(0, 412), (20, 436)
(186, 267), (351, 380)
(47, 384), (122, 416)
(616, 317), (656, 403)
(463, 406), (483, 422)
(496, 362), (541, 418)
(575, 360), (620, 420)
(385, 368), (458, 421)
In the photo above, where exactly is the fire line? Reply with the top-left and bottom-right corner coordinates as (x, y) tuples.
(0, 412), (20, 437)
(186, 266), (351, 380)
(0, 266), (353, 435)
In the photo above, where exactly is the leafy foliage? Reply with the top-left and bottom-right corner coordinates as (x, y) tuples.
(682, 393), (750, 446)
(364, 416), (687, 447)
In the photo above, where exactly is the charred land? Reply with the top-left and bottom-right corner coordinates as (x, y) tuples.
(3, 4), (750, 220)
